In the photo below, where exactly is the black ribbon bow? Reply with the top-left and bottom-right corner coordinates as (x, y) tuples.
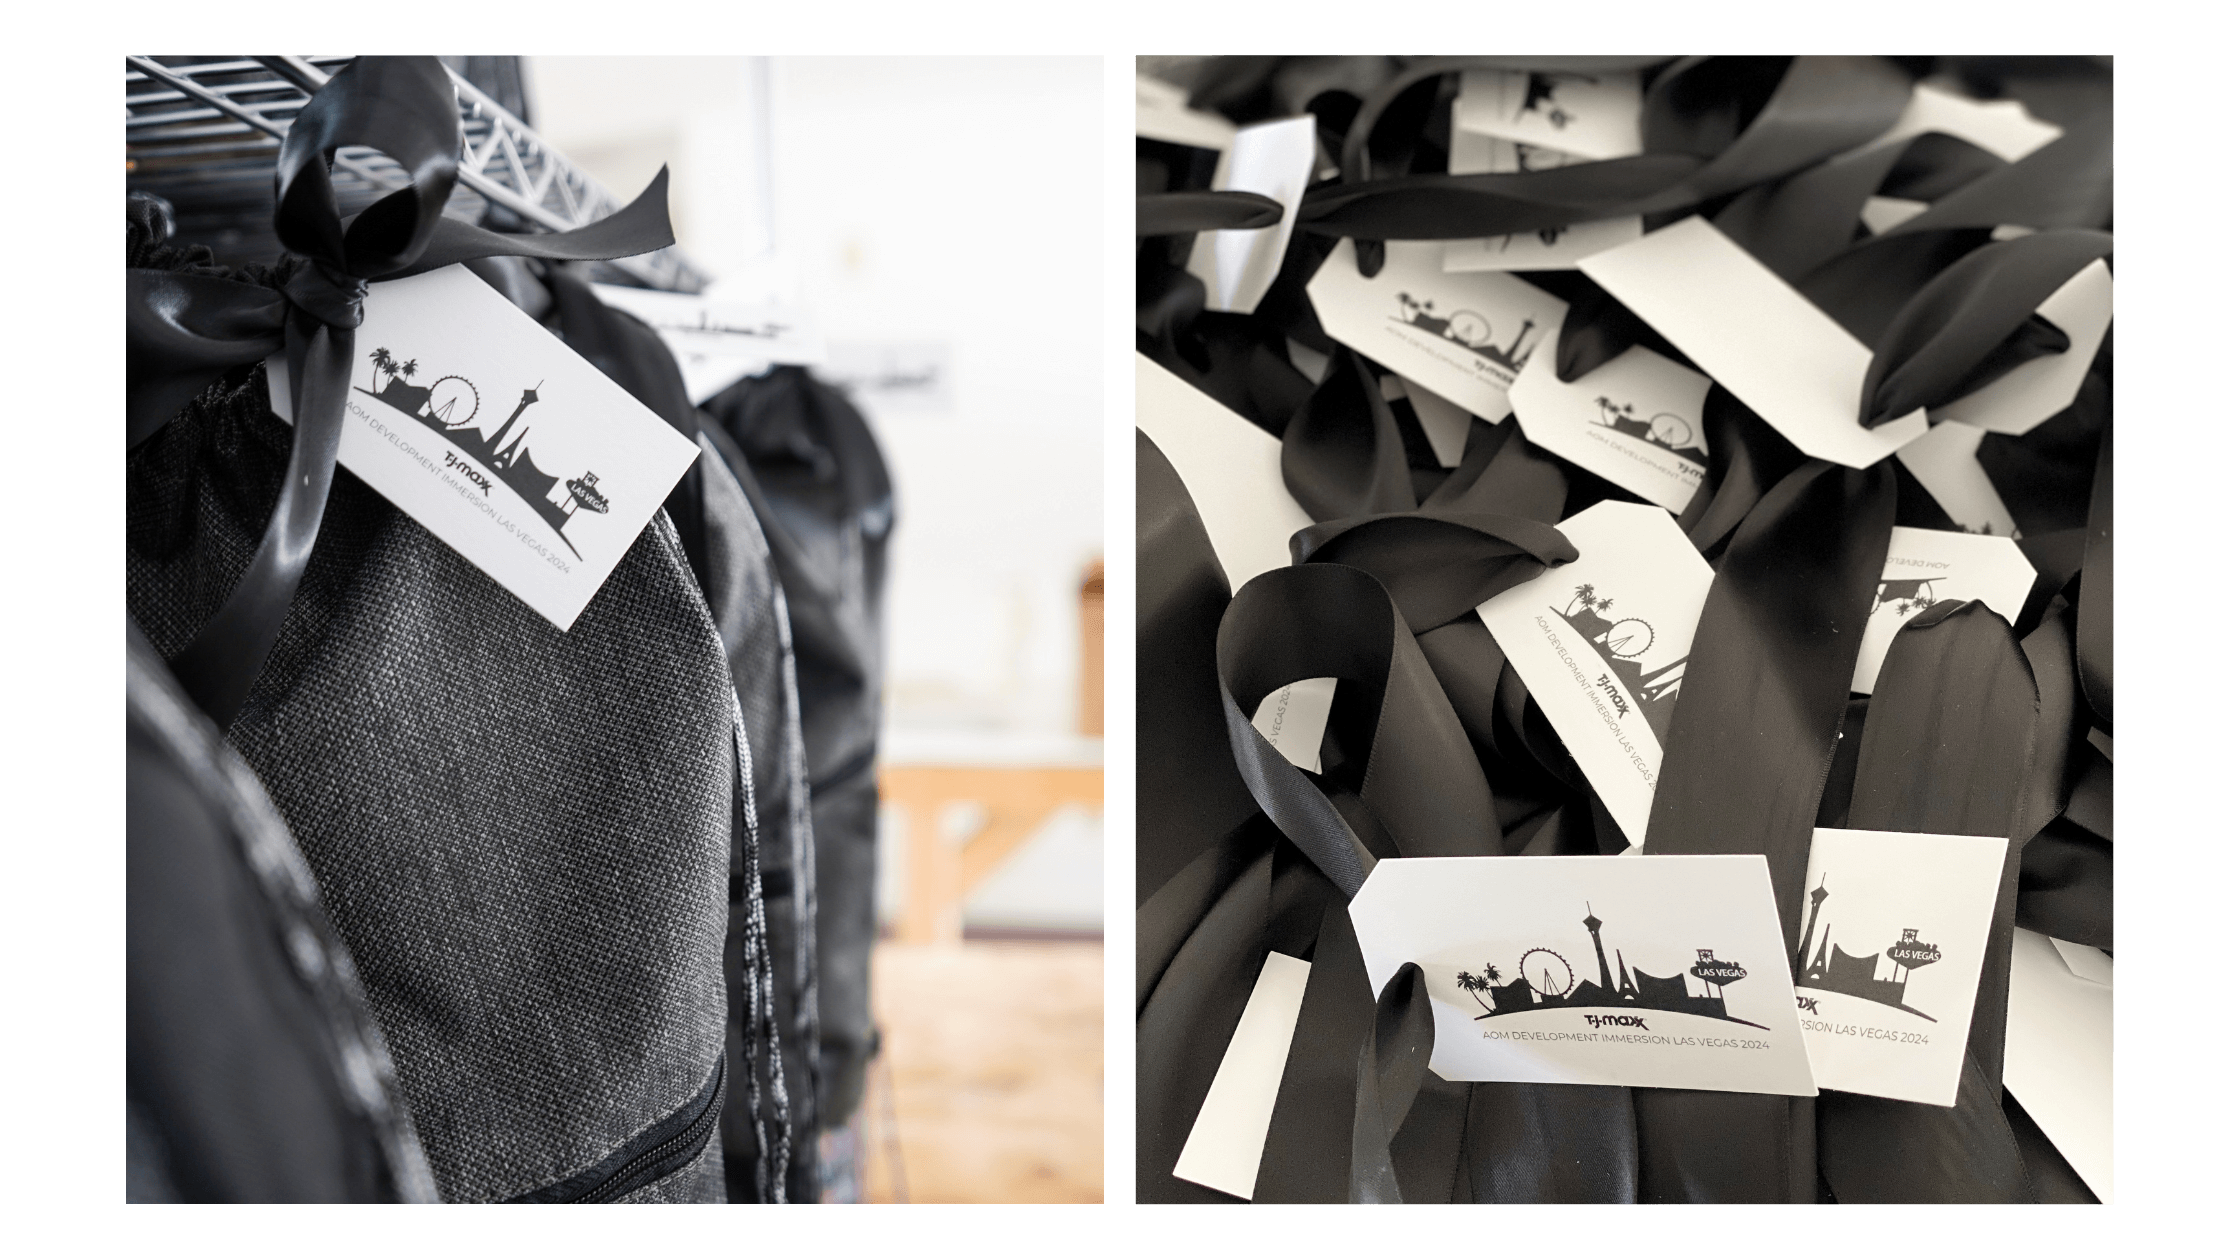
(127, 55), (681, 727)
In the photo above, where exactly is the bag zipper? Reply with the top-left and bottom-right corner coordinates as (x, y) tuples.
(509, 1056), (725, 1204)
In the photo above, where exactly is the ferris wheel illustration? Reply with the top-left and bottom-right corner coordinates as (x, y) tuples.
(1647, 412), (1694, 449)
(1520, 948), (1575, 999)
(1443, 309), (1495, 347)
(425, 375), (480, 428)
(1599, 618), (1655, 659)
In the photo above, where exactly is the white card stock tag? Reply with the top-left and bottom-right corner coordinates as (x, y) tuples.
(1307, 240), (1570, 421)
(2005, 929), (2113, 1200)
(1444, 110), (1642, 272)
(1578, 216), (1928, 468)
(1442, 218), (1646, 273)
(588, 283), (825, 404)
(1475, 501), (1713, 847)
(1186, 117), (1317, 315)
(1895, 422), (2019, 538)
(1350, 855), (1818, 1095)
(1172, 951), (1312, 1200)
(1136, 74), (1237, 151)
(267, 265), (701, 632)
(1134, 355), (1311, 590)
(1863, 82), (2063, 164)
(1852, 527), (2039, 694)
(1793, 828), (2008, 1106)
(1250, 677), (1336, 774)
(1508, 343), (1712, 514)
(1453, 69), (1643, 162)
(1932, 261), (2111, 437)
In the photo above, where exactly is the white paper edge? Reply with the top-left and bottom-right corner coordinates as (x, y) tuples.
(1894, 422), (2019, 539)
(2004, 928), (2114, 1201)
(1134, 354), (1310, 590)
(1861, 82), (2064, 164)
(1186, 117), (1317, 315)
(1136, 75), (1237, 151)
(1577, 217), (1927, 470)
(1172, 952), (1313, 1200)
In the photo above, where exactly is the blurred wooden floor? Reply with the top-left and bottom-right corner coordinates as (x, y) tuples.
(861, 940), (1103, 1203)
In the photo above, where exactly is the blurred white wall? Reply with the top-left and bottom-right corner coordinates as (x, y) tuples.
(527, 57), (1105, 931)
(529, 55), (1103, 737)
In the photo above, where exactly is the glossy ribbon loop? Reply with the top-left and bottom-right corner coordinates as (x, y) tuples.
(127, 55), (679, 727)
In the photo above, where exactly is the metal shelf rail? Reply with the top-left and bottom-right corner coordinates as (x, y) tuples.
(126, 55), (709, 293)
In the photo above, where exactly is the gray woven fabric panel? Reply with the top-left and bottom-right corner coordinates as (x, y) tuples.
(127, 368), (735, 1203)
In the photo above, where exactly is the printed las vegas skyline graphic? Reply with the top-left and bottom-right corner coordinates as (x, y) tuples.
(359, 348), (611, 559)
(1393, 292), (1544, 374)
(1552, 583), (1686, 742)
(1589, 394), (1708, 468)
(1453, 902), (1767, 1030)
(1794, 877), (1944, 1022)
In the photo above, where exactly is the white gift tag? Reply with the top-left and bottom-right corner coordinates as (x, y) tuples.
(1442, 218), (1647, 274)
(1578, 216), (1928, 469)
(2005, 929), (2113, 1201)
(1186, 117), (1317, 315)
(1350, 855), (1818, 1095)
(1136, 73), (1237, 151)
(1307, 239), (1570, 421)
(1792, 828), (2008, 1106)
(1172, 951), (1312, 1200)
(1443, 108), (1643, 272)
(1862, 81), (2063, 163)
(1508, 343), (1712, 514)
(1852, 527), (2039, 694)
(1932, 260), (2111, 437)
(1896, 421), (2019, 538)
(1453, 68), (1644, 162)
(1475, 501), (1713, 847)
(1250, 677), (1335, 774)
(588, 283), (825, 404)
(267, 265), (702, 632)
(1134, 354), (1310, 590)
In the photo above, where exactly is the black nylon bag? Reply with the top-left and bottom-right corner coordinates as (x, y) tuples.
(703, 366), (894, 1132)
(125, 213), (771, 1203)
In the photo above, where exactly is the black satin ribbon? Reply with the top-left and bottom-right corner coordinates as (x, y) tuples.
(1290, 510), (1575, 634)
(1137, 431), (1262, 903)
(126, 56), (678, 727)
(2076, 417), (2112, 730)
(1819, 600), (2044, 1202)
(1138, 191), (1285, 237)
(1138, 57), (2111, 1203)
(1858, 231), (2112, 427)
(1299, 57), (1911, 247)
(1157, 54), (2106, 451)
(1214, 563), (1503, 895)
(1349, 963), (1431, 1202)
(1635, 458), (1894, 1202)
(1272, 348), (1577, 630)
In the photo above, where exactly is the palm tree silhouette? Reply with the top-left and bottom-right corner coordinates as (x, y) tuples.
(369, 346), (396, 391)
(398, 358), (418, 383)
(1455, 962), (1507, 1016)
(1564, 583), (1601, 618)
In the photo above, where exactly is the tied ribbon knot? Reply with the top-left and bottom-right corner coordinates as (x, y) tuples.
(281, 262), (371, 330)
(127, 55), (681, 727)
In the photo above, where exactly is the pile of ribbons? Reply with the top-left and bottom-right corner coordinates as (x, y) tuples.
(1137, 55), (2110, 1203)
